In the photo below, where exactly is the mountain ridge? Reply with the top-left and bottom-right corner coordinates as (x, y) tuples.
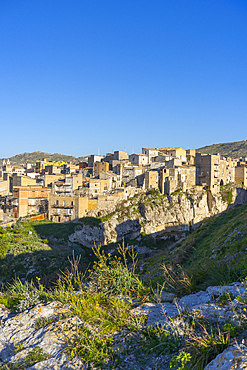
(197, 139), (247, 158)
(1, 151), (88, 165)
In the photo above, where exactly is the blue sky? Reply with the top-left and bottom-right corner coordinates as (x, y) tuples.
(1, 0), (247, 158)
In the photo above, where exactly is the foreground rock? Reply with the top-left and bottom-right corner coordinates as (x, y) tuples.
(0, 302), (84, 369)
(134, 282), (247, 326)
(204, 345), (247, 370)
(1, 282), (247, 369)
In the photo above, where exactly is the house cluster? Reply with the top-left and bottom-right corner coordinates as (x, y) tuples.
(0, 148), (247, 223)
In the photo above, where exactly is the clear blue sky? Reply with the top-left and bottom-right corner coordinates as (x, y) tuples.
(1, 0), (247, 158)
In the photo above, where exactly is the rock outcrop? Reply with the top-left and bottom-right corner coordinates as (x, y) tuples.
(1, 282), (247, 369)
(69, 187), (247, 247)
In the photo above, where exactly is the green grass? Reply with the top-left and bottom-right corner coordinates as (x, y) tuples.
(0, 220), (92, 287)
(139, 202), (247, 295)
(0, 346), (51, 370)
(80, 217), (102, 227)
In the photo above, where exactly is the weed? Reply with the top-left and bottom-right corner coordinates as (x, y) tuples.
(66, 325), (114, 366)
(34, 316), (55, 330)
(135, 322), (181, 355)
(218, 292), (235, 304)
(170, 351), (191, 369)
(0, 346), (50, 370)
(88, 241), (149, 299)
(14, 342), (25, 353)
(162, 263), (194, 297)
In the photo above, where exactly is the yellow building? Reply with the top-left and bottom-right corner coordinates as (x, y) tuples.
(36, 158), (67, 173)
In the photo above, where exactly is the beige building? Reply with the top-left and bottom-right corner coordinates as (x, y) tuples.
(0, 181), (8, 196)
(88, 155), (105, 168)
(145, 170), (159, 190)
(235, 165), (247, 186)
(37, 174), (64, 188)
(88, 178), (109, 197)
(114, 151), (129, 161)
(99, 171), (121, 189)
(12, 186), (50, 218)
(142, 148), (159, 163)
(129, 154), (149, 166)
(93, 162), (109, 177)
(48, 194), (88, 222)
(159, 165), (196, 194)
(12, 174), (37, 188)
(195, 153), (235, 192)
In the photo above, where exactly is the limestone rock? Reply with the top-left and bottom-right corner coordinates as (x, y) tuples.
(204, 345), (247, 370)
(69, 188), (247, 247)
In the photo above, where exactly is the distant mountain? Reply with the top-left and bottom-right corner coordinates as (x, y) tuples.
(1, 151), (88, 165)
(196, 140), (247, 158)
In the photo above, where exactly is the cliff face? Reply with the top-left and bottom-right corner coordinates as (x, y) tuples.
(69, 187), (247, 248)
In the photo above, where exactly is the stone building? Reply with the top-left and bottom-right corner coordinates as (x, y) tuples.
(48, 194), (88, 222)
(129, 154), (149, 166)
(12, 186), (50, 218)
(144, 170), (159, 190)
(113, 151), (129, 161)
(93, 162), (109, 177)
(87, 155), (105, 168)
(195, 153), (235, 192)
(235, 164), (247, 186)
(142, 148), (159, 163)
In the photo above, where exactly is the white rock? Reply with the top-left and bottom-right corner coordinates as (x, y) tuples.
(204, 345), (247, 369)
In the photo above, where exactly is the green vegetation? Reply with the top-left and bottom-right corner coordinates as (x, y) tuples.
(0, 346), (50, 369)
(1, 242), (148, 368)
(197, 139), (247, 158)
(1, 195), (247, 368)
(0, 220), (92, 286)
(141, 202), (247, 296)
(34, 316), (55, 330)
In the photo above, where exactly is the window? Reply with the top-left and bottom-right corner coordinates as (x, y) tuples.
(63, 201), (66, 206)
(71, 201), (73, 206)
(56, 200), (59, 205)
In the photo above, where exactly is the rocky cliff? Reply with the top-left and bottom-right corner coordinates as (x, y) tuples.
(69, 187), (247, 248)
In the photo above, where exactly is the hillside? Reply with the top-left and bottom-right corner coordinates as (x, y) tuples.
(197, 139), (247, 158)
(1, 192), (247, 369)
(143, 200), (247, 295)
(1, 151), (88, 165)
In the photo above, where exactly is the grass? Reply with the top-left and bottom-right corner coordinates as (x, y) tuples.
(34, 316), (55, 330)
(1, 193), (247, 368)
(80, 217), (102, 227)
(0, 220), (92, 287)
(0, 241), (148, 367)
(0, 346), (50, 370)
(139, 202), (247, 296)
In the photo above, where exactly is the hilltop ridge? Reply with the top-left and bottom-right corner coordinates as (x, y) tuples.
(197, 139), (247, 158)
(1, 151), (88, 165)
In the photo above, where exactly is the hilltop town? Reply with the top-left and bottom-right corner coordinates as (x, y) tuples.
(0, 146), (247, 225)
